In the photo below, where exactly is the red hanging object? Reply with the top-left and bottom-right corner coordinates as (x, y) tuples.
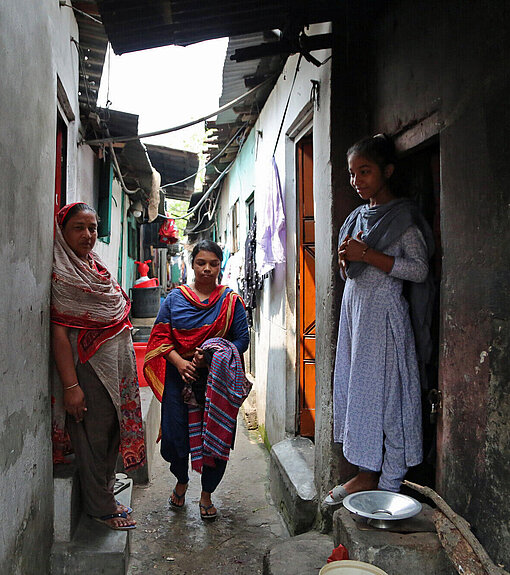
(159, 217), (178, 245)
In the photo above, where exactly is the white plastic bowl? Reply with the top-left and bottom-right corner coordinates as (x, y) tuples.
(319, 560), (389, 574)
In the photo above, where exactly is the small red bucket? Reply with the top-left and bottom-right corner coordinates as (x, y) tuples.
(133, 342), (148, 387)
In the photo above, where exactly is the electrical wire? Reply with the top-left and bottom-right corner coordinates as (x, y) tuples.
(60, 2), (103, 25)
(108, 142), (142, 195)
(161, 123), (248, 189)
(71, 37), (93, 113)
(169, 158), (235, 220)
(273, 53), (302, 157)
(105, 43), (112, 108)
(84, 74), (276, 145)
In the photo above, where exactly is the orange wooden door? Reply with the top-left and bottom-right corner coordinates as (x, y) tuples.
(298, 139), (315, 437)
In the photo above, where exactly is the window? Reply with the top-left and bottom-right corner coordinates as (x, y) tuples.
(247, 327), (256, 377)
(246, 193), (255, 229)
(97, 156), (113, 243)
(231, 199), (240, 253)
(127, 214), (138, 260)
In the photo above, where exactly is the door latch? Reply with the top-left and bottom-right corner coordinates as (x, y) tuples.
(428, 389), (442, 425)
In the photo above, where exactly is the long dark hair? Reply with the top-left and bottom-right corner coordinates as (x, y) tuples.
(191, 240), (223, 265)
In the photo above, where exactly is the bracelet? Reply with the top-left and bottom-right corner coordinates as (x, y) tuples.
(64, 382), (80, 391)
(361, 246), (370, 260)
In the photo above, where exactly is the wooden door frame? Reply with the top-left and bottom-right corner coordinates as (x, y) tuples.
(286, 105), (314, 436)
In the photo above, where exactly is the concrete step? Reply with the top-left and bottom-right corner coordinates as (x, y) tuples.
(52, 386), (159, 539)
(263, 531), (334, 575)
(333, 504), (457, 575)
(270, 437), (317, 535)
(51, 475), (133, 575)
(53, 461), (81, 543)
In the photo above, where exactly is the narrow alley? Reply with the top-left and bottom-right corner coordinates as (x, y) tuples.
(127, 417), (289, 574)
(2, 2), (510, 574)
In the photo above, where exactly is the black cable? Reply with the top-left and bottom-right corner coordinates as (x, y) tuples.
(272, 54), (302, 158)
(161, 123), (247, 189)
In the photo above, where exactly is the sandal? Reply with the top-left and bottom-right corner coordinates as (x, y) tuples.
(323, 484), (349, 506)
(116, 499), (132, 514)
(92, 511), (136, 530)
(169, 484), (188, 509)
(199, 502), (217, 520)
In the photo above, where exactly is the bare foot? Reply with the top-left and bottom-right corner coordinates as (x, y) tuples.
(105, 514), (136, 529)
(341, 471), (379, 495)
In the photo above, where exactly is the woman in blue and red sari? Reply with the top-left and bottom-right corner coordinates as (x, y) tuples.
(144, 240), (249, 520)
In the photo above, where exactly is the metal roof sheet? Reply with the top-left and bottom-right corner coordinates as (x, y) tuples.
(72, 1), (108, 118)
(96, 0), (340, 54)
(146, 144), (199, 201)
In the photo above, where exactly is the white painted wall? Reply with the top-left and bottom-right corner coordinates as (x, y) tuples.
(0, 1), (86, 571)
(215, 23), (332, 446)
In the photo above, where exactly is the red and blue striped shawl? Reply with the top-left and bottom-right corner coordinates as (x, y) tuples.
(189, 338), (251, 473)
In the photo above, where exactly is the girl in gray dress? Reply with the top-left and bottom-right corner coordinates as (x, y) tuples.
(325, 135), (434, 505)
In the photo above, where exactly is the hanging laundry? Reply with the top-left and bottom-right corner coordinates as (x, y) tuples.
(222, 250), (245, 293)
(242, 215), (261, 327)
(255, 157), (286, 276)
(159, 216), (178, 245)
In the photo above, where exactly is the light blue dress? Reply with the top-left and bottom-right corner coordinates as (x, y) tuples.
(333, 224), (428, 486)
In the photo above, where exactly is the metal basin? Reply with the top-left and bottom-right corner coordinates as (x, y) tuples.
(343, 490), (422, 522)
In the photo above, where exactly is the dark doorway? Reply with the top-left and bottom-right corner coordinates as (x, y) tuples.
(399, 141), (442, 490)
(54, 114), (67, 222)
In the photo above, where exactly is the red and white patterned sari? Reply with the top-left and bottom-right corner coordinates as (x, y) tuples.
(51, 220), (145, 470)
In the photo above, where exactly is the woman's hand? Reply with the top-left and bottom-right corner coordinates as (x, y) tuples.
(339, 231), (369, 263)
(63, 386), (87, 423)
(192, 347), (207, 369)
(176, 358), (198, 384)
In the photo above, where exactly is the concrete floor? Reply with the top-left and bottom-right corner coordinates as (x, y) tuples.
(127, 418), (289, 574)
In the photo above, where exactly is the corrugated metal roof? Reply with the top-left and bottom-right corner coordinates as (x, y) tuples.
(146, 144), (199, 201)
(186, 33), (285, 240)
(89, 109), (197, 202)
(71, 1), (108, 118)
(96, 0), (340, 54)
(202, 33), (283, 180)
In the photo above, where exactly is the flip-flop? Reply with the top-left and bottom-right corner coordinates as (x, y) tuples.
(199, 502), (217, 520)
(323, 484), (349, 506)
(169, 485), (188, 509)
(116, 499), (133, 514)
(91, 511), (136, 530)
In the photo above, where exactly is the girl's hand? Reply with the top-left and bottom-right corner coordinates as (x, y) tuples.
(192, 347), (207, 369)
(338, 235), (350, 269)
(176, 358), (197, 384)
(63, 386), (87, 423)
(339, 231), (369, 262)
